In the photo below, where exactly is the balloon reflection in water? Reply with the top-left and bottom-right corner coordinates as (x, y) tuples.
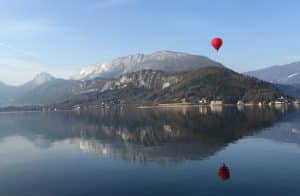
(218, 163), (230, 181)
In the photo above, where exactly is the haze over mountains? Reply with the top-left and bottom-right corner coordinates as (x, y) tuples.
(0, 72), (57, 105)
(246, 61), (300, 97)
(0, 51), (294, 107)
(246, 62), (300, 85)
(24, 72), (56, 88)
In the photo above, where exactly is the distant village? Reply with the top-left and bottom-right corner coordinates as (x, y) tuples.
(0, 96), (299, 113)
(69, 96), (300, 112)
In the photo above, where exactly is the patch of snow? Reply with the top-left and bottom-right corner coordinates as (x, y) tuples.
(72, 63), (111, 80)
(163, 125), (173, 133)
(31, 72), (55, 85)
(287, 73), (299, 78)
(120, 76), (129, 83)
(139, 80), (145, 86)
(162, 82), (170, 89)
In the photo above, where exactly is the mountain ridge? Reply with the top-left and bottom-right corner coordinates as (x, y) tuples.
(0, 72), (57, 106)
(72, 50), (223, 80)
(245, 61), (300, 84)
(245, 61), (300, 97)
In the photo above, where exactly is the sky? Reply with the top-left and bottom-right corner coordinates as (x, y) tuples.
(1, 0), (300, 85)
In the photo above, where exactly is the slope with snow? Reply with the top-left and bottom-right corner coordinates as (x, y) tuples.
(72, 51), (222, 80)
(72, 64), (111, 80)
(245, 61), (300, 84)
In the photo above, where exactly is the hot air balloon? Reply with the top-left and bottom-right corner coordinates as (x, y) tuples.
(218, 163), (230, 181)
(211, 37), (223, 52)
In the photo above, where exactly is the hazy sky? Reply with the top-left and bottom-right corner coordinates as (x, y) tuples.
(1, 0), (300, 85)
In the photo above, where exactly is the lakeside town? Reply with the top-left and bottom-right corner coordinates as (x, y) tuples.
(0, 96), (299, 113)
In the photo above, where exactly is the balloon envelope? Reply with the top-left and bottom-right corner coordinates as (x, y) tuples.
(211, 37), (223, 51)
(218, 164), (230, 181)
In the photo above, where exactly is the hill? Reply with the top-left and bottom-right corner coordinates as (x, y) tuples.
(59, 66), (287, 108)
(0, 72), (58, 106)
(15, 79), (81, 105)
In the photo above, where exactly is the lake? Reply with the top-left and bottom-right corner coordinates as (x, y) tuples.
(0, 105), (299, 196)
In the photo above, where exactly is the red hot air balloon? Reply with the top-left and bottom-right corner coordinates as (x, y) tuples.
(218, 163), (230, 181)
(211, 37), (223, 52)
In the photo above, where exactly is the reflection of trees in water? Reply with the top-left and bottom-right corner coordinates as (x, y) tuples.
(0, 106), (290, 164)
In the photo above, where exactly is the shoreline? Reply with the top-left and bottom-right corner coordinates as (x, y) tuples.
(0, 102), (298, 113)
(137, 103), (294, 109)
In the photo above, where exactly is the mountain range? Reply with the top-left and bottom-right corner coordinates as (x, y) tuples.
(246, 61), (300, 84)
(0, 51), (223, 106)
(0, 51), (294, 107)
(246, 61), (300, 97)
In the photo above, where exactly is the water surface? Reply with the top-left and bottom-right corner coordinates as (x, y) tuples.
(0, 106), (299, 196)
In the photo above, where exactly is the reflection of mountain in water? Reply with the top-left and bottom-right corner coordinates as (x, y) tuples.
(79, 139), (222, 165)
(0, 106), (290, 164)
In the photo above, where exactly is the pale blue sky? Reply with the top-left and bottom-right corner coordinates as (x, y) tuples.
(0, 0), (300, 85)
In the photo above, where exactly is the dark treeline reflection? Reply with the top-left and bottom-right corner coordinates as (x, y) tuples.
(0, 106), (290, 164)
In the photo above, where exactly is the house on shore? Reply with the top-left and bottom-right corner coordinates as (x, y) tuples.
(274, 96), (289, 105)
(198, 98), (208, 105)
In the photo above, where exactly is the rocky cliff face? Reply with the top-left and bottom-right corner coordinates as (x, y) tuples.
(101, 70), (183, 91)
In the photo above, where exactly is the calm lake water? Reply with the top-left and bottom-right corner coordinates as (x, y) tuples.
(0, 105), (299, 196)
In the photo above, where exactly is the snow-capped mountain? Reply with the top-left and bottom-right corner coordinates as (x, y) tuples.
(28, 72), (56, 86)
(72, 50), (222, 80)
(245, 61), (300, 84)
(20, 72), (56, 91)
